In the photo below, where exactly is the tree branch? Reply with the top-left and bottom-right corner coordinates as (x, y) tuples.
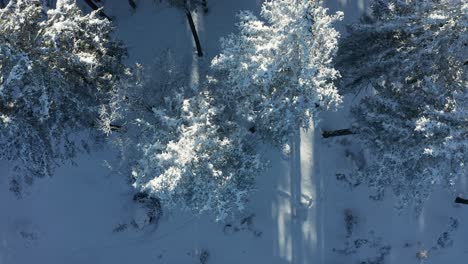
(322, 128), (354, 138)
(109, 123), (124, 132)
(83, 0), (112, 21)
(455, 196), (468, 205)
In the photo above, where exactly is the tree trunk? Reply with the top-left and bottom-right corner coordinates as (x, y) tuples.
(128, 0), (136, 9)
(322, 128), (354, 138)
(185, 9), (203, 57)
(455, 196), (468, 205)
(84, 0), (111, 20)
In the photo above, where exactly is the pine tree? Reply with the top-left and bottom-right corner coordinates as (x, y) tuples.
(337, 0), (467, 208)
(104, 54), (263, 220)
(211, 0), (343, 145)
(0, 0), (125, 187)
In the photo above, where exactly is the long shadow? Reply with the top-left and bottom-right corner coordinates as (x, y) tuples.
(274, 3), (373, 264)
(271, 0), (372, 260)
(290, 131), (304, 264)
(271, 127), (318, 264)
(315, 1), (370, 263)
(298, 127), (319, 264)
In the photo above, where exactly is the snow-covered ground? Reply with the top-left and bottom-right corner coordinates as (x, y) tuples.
(1, 1), (466, 263)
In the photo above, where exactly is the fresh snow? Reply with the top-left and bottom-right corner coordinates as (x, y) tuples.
(1, 1), (466, 263)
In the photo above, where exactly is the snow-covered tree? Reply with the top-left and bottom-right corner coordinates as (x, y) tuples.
(0, 0), (125, 186)
(337, 0), (467, 208)
(104, 54), (263, 220)
(211, 0), (343, 145)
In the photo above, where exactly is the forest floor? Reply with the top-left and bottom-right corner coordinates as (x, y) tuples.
(1, 1), (467, 263)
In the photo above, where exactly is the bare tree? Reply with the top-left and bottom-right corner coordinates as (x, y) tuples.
(166, 0), (204, 56)
(185, 9), (203, 56)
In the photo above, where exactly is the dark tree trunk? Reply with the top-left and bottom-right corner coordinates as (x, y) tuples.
(185, 9), (203, 57)
(84, 0), (111, 20)
(322, 128), (354, 138)
(455, 196), (468, 205)
(128, 0), (136, 9)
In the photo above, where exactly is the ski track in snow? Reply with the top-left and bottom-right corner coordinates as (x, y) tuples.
(1, 1), (468, 263)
